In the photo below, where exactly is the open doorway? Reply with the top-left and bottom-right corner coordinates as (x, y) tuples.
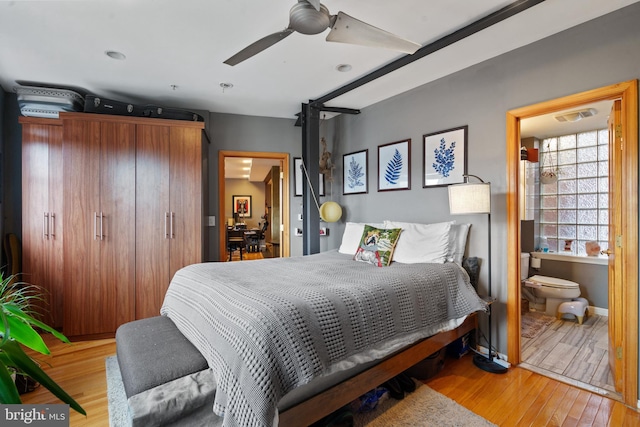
(505, 80), (638, 407)
(218, 150), (290, 262)
(518, 99), (616, 397)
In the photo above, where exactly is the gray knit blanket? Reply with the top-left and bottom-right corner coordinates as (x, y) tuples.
(161, 250), (486, 427)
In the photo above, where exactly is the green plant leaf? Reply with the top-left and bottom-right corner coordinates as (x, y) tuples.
(0, 316), (49, 355)
(3, 304), (69, 344)
(2, 340), (85, 415)
(0, 357), (21, 404)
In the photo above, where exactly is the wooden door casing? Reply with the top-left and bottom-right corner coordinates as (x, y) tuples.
(607, 100), (623, 391)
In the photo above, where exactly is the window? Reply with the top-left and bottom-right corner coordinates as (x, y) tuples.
(538, 129), (609, 255)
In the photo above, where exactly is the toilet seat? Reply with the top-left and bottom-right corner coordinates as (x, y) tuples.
(527, 275), (580, 290)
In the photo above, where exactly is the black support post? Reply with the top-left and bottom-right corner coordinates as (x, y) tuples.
(301, 103), (321, 255)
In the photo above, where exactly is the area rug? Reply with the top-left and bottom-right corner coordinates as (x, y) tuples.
(353, 384), (496, 427)
(106, 356), (495, 426)
(521, 311), (556, 339)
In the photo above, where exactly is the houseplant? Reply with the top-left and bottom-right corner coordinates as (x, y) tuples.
(0, 272), (85, 415)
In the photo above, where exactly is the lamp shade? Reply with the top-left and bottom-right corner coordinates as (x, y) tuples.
(448, 182), (491, 215)
(319, 201), (342, 223)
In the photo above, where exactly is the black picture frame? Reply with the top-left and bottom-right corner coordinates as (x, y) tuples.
(378, 139), (411, 192)
(343, 149), (368, 195)
(232, 195), (252, 218)
(423, 125), (468, 188)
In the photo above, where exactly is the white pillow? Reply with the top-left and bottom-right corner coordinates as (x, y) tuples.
(447, 223), (471, 265)
(383, 220), (453, 264)
(338, 222), (385, 254)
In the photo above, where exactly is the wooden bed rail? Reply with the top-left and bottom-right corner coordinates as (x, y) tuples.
(279, 313), (477, 426)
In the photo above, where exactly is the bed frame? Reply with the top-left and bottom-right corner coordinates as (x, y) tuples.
(279, 313), (477, 426)
(117, 313), (477, 426)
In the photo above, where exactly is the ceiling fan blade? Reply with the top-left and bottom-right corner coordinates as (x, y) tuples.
(224, 28), (295, 66)
(304, 0), (321, 12)
(326, 11), (421, 55)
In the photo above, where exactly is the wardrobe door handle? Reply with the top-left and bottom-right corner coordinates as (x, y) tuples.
(94, 212), (99, 240)
(164, 212), (169, 239)
(170, 212), (175, 239)
(50, 213), (55, 238)
(43, 212), (49, 240)
(100, 212), (104, 241)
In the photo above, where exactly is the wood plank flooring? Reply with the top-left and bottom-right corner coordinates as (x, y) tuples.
(521, 311), (617, 399)
(19, 334), (640, 426)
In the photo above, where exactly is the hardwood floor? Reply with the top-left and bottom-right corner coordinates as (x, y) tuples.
(521, 311), (617, 399)
(20, 334), (640, 426)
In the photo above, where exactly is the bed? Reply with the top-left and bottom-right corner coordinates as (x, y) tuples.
(115, 221), (485, 427)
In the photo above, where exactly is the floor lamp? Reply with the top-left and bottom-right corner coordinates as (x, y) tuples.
(448, 174), (507, 374)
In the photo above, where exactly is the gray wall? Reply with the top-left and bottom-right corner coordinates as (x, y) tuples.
(330, 3), (640, 355)
(1, 94), (22, 264)
(533, 260), (608, 309)
(207, 112), (306, 258)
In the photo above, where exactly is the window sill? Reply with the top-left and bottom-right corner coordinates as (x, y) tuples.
(531, 251), (608, 266)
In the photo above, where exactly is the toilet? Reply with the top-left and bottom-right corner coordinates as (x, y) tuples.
(520, 253), (583, 317)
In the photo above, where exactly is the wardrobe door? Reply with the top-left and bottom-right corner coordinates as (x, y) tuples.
(21, 119), (64, 328)
(168, 126), (203, 280)
(135, 124), (170, 319)
(99, 122), (136, 330)
(63, 118), (135, 336)
(63, 119), (101, 336)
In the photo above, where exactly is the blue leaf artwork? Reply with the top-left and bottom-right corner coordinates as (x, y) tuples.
(432, 138), (456, 178)
(347, 157), (365, 189)
(384, 149), (403, 185)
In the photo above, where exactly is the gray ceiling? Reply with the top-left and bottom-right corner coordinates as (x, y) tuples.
(1, 0), (637, 122)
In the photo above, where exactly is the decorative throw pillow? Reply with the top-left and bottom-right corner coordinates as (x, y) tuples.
(338, 222), (385, 254)
(354, 225), (402, 267)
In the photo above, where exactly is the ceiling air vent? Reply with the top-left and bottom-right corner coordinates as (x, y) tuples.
(554, 108), (597, 123)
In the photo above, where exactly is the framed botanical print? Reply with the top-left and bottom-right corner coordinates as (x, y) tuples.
(378, 139), (411, 192)
(343, 149), (368, 195)
(423, 125), (468, 187)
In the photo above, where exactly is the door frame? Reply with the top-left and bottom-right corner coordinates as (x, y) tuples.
(505, 80), (638, 407)
(218, 150), (290, 260)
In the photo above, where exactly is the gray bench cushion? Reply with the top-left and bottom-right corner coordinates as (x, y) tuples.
(115, 316), (209, 397)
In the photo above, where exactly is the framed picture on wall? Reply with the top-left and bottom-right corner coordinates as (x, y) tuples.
(423, 125), (468, 187)
(343, 149), (368, 195)
(232, 195), (252, 218)
(378, 139), (411, 192)
(294, 157), (325, 197)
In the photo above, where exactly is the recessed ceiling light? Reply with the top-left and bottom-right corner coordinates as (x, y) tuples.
(220, 82), (234, 91)
(105, 50), (126, 60)
(336, 64), (352, 72)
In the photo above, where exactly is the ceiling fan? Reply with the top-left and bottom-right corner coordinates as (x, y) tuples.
(224, 0), (421, 66)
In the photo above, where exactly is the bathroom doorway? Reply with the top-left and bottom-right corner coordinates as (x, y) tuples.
(505, 81), (638, 407)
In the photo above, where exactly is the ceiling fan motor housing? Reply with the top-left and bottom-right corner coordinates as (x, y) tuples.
(290, 1), (331, 34)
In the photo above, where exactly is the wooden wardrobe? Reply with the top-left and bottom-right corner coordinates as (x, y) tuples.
(20, 113), (206, 338)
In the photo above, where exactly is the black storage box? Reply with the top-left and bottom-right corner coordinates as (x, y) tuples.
(403, 348), (446, 380)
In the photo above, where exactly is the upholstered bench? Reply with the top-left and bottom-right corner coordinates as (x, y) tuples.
(557, 297), (588, 325)
(115, 316), (209, 397)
